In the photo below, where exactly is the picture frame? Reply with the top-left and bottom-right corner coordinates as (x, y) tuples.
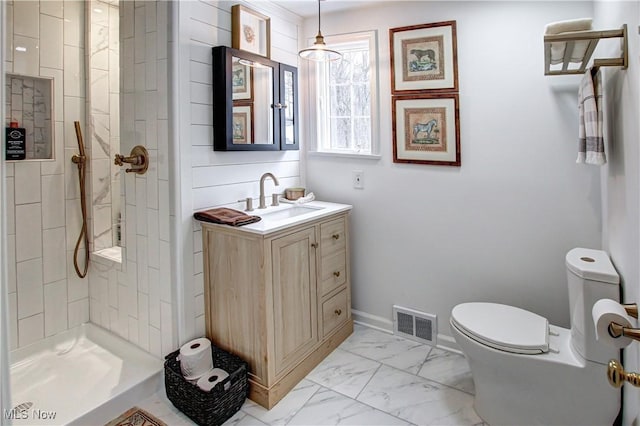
(232, 61), (252, 101)
(231, 5), (271, 58)
(392, 93), (460, 166)
(389, 21), (458, 93)
(232, 104), (254, 144)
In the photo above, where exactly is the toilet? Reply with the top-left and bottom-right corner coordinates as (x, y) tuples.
(451, 248), (621, 426)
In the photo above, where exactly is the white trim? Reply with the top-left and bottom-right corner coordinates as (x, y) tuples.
(308, 151), (382, 161)
(0, 0), (12, 417)
(436, 333), (463, 354)
(173, 0), (194, 347)
(352, 309), (393, 333)
(307, 30), (380, 156)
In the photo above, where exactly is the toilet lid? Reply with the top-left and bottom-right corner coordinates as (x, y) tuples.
(451, 302), (549, 355)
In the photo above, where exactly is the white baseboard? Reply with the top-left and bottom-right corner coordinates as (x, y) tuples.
(352, 308), (462, 354)
(352, 309), (393, 333)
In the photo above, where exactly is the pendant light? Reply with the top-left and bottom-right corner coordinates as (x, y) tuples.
(298, 0), (342, 62)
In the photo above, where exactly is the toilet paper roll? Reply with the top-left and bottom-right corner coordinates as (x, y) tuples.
(196, 368), (230, 392)
(592, 299), (634, 348)
(179, 337), (213, 380)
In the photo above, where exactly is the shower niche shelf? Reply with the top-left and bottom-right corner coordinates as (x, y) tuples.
(4, 73), (55, 161)
(544, 24), (628, 76)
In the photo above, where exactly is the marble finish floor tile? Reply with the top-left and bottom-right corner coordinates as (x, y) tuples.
(241, 379), (320, 425)
(417, 347), (475, 394)
(288, 387), (410, 425)
(357, 365), (482, 425)
(136, 391), (196, 426)
(306, 348), (381, 398)
(340, 325), (431, 374)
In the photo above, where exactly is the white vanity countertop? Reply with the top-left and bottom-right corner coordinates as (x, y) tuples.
(225, 200), (352, 235)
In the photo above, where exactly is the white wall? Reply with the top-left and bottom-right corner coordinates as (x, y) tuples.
(594, 1), (640, 424)
(304, 1), (601, 340)
(174, 0), (303, 341)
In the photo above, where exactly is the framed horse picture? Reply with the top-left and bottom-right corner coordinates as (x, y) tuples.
(392, 93), (460, 166)
(390, 21), (458, 93)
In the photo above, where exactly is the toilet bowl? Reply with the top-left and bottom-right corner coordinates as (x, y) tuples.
(451, 248), (621, 426)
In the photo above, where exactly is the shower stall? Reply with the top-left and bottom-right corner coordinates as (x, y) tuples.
(1, 1), (178, 423)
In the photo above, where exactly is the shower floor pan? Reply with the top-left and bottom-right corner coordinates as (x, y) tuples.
(9, 324), (162, 425)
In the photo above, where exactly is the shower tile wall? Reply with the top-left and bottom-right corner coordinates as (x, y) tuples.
(4, 0), (174, 359)
(88, 0), (120, 252)
(4, 0), (88, 349)
(87, 0), (176, 358)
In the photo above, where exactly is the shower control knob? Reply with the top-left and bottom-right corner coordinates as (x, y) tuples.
(607, 359), (640, 388)
(114, 145), (149, 175)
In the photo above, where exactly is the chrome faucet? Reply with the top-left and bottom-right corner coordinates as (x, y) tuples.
(259, 172), (279, 209)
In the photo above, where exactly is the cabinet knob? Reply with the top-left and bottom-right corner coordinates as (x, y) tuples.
(333, 271), (341, 277)
(332, 234), (340, 240)
(311, 242), (319, 248)
(334, 309), (342, 316)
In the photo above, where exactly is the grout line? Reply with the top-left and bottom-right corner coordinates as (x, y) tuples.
(338, 332), (474, 395)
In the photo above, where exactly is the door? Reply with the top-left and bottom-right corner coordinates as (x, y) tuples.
(271, 227), (318, 376)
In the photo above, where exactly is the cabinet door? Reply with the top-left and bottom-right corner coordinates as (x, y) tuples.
(279, 64), (299, 150)
(271, 227), (318, 376)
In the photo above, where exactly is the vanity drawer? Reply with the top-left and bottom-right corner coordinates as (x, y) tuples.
(319, 249), (346, 296)
(321, 288), (348, 337)
(320, 218), (346, 257)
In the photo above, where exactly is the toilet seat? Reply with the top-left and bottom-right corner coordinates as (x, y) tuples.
(451, 302), (549, 355)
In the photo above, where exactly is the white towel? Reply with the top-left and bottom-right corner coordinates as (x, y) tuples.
(545, 18), (593, 64)
(577, 68), (605, 165)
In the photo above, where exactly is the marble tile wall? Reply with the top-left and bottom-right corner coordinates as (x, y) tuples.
(87, 0), (176, 359)
(88, 0), (120, 252)
(4, 0), (89, 349)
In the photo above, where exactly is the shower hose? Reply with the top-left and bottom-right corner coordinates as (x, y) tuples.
(71, 121), (89, 278)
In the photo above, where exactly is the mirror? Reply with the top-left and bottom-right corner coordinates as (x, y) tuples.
(231, 57), (274, 145)
(280, 65), (299, 150)
(212, 47), (279, 151)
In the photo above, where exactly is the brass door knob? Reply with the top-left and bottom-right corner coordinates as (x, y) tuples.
(607, 359), (640, 388)
(333, 271), (340, 277)
(332, 234), (340, 240)
(311, 242), (319, 248)
(334, 309), (342, 316)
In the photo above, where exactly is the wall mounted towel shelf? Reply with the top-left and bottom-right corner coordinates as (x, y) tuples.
(544, 24), (628, 75)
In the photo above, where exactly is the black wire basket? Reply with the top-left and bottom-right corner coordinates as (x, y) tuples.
(164, 344), (249, 426)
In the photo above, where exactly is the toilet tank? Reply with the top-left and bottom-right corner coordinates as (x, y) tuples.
(566, 248), (620, 364)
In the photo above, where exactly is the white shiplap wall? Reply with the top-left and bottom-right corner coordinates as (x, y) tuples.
(176, 0), (303, 340)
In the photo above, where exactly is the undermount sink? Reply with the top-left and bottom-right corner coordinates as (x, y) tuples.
(259, 205), (322, 221)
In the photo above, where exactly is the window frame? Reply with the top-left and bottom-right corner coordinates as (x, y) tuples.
(307, 30), (380, 158)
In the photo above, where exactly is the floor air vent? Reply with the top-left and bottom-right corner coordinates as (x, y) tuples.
(393, 305), (437, 346)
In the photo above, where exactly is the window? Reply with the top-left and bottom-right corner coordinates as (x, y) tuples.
(312, 31), (378, 156)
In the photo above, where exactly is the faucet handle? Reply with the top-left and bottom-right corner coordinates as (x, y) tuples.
(237, 198), (253, 211)
(271, 193), (280, 207)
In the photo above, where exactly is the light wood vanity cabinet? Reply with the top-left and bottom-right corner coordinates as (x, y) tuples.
(201, 212), (352, 409)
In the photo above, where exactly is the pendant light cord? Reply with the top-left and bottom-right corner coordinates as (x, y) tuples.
(317, 0), (321, 36)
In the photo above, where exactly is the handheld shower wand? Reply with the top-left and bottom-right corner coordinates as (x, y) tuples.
(71, 121), (89, 278)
